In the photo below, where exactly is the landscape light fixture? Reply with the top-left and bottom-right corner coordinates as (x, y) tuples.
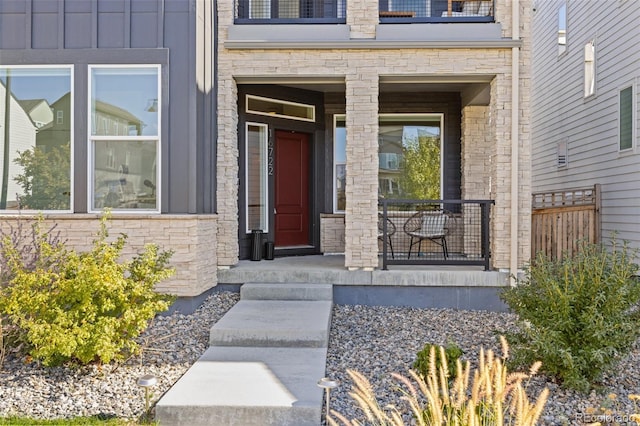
(137, 374), (158, 416)
(317, 377), (339, 420)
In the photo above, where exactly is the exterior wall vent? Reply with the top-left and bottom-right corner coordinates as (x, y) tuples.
(557, 140), (568, 167)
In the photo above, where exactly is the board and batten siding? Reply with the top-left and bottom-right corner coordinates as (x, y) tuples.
(0, 0), (217, 214)
(531, 0), (640, 249)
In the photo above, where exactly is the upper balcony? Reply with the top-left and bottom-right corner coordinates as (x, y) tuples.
(235, 0), (347, 24)
(234, 0), (495, 24)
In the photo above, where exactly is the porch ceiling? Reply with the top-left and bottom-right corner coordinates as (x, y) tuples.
(235, 75), (493, 105)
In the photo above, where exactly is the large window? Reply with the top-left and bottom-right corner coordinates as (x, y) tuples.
(0, 66), (72, 211)
(620, 86), (634, 151)
(333, 113), (443, 212)
(246, 123), (268, 232)
(89, 66), (160, 212)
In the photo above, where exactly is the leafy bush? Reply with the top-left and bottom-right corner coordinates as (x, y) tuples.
(331, 338), (548, 426)
(0, 213), (175, 366)
(0, 214), (64, 284)
(413, 341), (463, 379)
(0, 215), (65, 366)
(500, 238), (640, 392)
(14, 143), (71, 210)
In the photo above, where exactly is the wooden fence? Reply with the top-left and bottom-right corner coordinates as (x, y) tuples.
(531, 184), (600, 260)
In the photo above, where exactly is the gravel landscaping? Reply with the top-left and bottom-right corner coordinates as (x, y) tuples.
(1, 292), (640, 424)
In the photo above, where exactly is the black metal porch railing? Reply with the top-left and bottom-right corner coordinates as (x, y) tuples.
(379, 199), (494, 270)
(235, 0), (346, 23)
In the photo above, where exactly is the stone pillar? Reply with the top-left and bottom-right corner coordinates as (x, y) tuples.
(344, 72), (379, 271)
(461, 105), (492, 257)
(461, 106), (491, 200)
(490, 74), (512, 271)
(215, 76), (239, 267)
(347, 0), (377, 39)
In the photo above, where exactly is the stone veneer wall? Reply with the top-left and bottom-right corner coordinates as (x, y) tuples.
(320, 214), (345, 254)
(216, 0), (532, 271)
(461, 106), (492, 257)
(344, 73), (379, 270)
(0, 214), (217, 297)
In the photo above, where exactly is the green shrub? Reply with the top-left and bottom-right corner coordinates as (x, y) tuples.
(0, 213), (175, 366)
(413, 341), (463, 380)
(500, 238), (640, 392)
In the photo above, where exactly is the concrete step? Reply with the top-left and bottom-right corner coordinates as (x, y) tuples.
(241, 282), (333, 301)
(209, 300), (332, 348)
(156, 282), (334, 426)
(155, 346), (327, 426)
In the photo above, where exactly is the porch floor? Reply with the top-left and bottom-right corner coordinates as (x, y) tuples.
(218, 255), (508, 288)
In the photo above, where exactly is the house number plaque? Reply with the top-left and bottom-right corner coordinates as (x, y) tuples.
(268, 139), (274, 176)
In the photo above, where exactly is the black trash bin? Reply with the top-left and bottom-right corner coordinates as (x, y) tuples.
(250, 230), (263, 261)
(264, 241), (275, 260)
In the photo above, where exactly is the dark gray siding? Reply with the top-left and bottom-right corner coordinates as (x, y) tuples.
(0, 0), (216, 214)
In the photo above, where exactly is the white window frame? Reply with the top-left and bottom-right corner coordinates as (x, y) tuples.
(557, 2), (567, 56)
(0, 64), (74, 214)
(333, 114), (346, 213)
(619, 84), (635, 153)
(245, 122), (269, 233)
(584, 39), (596, 98)
(246, 94), (315, 122)
(87, 64), (161, 214)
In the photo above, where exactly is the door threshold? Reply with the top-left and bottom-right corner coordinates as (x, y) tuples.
(276, 245), (315, 250)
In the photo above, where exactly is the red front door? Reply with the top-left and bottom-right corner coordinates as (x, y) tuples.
(275, 130), (310, 247)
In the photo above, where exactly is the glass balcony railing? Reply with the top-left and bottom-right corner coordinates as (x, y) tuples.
(235, 0), (346, 23)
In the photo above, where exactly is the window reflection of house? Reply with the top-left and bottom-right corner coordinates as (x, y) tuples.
(0, 80), (38, 209)
(93, 100), (144, 136)
(36, 92), (71, 152)
(88, 100), (154, 210)
(17, 99), (54, 129)
(378, 131), (403, 197)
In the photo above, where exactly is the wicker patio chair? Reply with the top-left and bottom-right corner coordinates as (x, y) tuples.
(403, 209), (454, 259)
(377, 214), (396, 259)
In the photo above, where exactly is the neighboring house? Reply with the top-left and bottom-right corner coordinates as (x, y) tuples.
(216, 0), (533, 275)
(0, 0), (217, 297)
(1, 0), (533, 300)
(531, 1), (640, 250)
(17, 98), (54, 129)
(0, 80), (37, 209)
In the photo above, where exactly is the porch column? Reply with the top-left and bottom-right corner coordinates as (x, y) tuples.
(461, 105), (492, 258)
(215, 77), (239, 267)
(344, 73), (379, 271)
(347, 0), (377, 39)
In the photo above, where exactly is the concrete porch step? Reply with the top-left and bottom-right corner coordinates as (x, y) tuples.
(241, 282), (333, 301)
(209, 299), (332, 347)
(156, 283), (334, 426)
(154, 346), (327, 426)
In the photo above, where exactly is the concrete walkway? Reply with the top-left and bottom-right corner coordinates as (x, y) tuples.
(155, 283), (333, 426)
